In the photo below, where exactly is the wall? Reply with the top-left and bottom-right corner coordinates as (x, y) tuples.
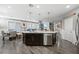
(63, 16), (73, 31)
(62, 15), (77, 44)
(0, 19), (8, 34)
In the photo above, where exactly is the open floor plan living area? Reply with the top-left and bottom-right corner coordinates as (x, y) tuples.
(0, 4), (79, 54)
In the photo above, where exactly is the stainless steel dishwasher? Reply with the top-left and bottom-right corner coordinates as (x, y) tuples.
(43, 34), (52, 45)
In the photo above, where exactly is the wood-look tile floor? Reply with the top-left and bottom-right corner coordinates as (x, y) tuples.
(0, 37), (79, 54)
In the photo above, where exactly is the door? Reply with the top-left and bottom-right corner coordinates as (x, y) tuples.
(63, 16), (77, 44)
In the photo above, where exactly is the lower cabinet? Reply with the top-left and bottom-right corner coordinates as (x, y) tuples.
(23, 33), (43, 46)
(52, 33), (57, 45)
(23, 33), (56, 46)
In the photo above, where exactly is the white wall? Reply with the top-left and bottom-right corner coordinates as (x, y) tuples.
(63, 17), (73, 31)
(0, 19), (8, 33)
(62, 15), (77, 44)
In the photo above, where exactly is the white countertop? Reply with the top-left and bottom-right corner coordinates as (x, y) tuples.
(22, 31), (57, 33)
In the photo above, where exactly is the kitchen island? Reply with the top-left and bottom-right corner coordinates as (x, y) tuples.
(22, 31), (57, 46)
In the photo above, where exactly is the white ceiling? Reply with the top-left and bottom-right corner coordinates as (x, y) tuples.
(0, 4), (79, 22)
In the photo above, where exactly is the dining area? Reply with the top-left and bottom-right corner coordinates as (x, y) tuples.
(0, 30), (23, 45)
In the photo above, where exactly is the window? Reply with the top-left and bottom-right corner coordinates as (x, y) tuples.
(27, 23), (39, 30)
(43, 22), (49, 30)
(8, 21), (16, 31)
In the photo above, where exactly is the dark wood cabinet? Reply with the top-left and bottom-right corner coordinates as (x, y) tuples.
(23, 33), (57, 46)
(23, 33), (43, 46)
(52, 33), (57, 45)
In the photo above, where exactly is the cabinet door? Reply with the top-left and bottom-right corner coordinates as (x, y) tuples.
(52, 33), (56, 44)
(25, 34), (33, 45)
(32, 34), (43, 46)
(24, 33), (43, 46)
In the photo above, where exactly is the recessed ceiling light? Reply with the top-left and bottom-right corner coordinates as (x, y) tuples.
(36, 5), (40, 8)
(8, 6), (11, 8)
(66, 5), (70, 8)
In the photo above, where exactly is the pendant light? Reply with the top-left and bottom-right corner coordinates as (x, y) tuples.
(28, 4), (34, 31)
(48, 11), (50, 21)
(29, 4), (34, 7)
